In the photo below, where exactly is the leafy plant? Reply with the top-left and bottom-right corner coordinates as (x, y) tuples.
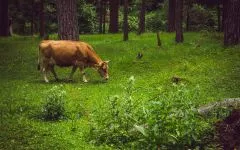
(41, 85), (66, 121)
(89, 76), (139, 148)
(134, 85), (211, 149)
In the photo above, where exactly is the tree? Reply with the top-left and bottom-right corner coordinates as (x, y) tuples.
(0, 0), (9, 36)
(109, 0), (119, 33)
(56, 0), (79, 40)
(223, 0), (240, 45)
(123, 0), (129, 41)
(167, 0), (176, 32)
(97, 0), (103, 33)
(175, 0), (184, 43)
(102, 0), (107, 34)
(39, 0), (45, 38)
(138, 0), (146, 34)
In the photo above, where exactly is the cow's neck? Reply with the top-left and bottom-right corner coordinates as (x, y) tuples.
(88, 51), (103, 67)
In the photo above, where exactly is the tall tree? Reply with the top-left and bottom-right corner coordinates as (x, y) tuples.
(97, 0), (103, 33)
(102, 0), (107, 34)
(31, 0), (35, 35)
(0, 0), (9, 36)
(56, 0), (79, 40)
(223, 0), (240, 45)
(109, 0), (119, 33)
(123, 0), (128, 41)
(138, 0), (146, 34)
(175, 0), (184, 43)
(167, 0), (176, 32)
(39, 0), (45, 38)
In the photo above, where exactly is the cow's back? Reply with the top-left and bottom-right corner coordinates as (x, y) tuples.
(40, 40), (92, 67)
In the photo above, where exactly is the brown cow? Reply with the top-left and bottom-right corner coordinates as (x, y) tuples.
(38, 40), (109, 83)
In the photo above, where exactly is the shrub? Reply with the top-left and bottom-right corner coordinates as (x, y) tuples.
(145, 11), (167, 32)
(134, 85), (211, 149)
(89, 79), (212, 149)
(89, 76), (139, 148)
(77, 0), (97, 33)
(41, 85), (66, 121)
(119, 14), (139, 32)
(188, 4), (217, 31)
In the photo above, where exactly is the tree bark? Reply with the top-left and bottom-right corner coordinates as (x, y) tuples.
(167, 0), (176, 32)
(31, 0), (34, 36)
(0, 0), (9, 36)
(186, 5), (190, 31)
(39, 0), (45, 38)
(109, 0), (119, 33)
(56, 0), (79, 40)
(102, 0), (107, 34)
(175, 0), (184, 43)
(138, 0), (146, 35)
(156, 32), (161, 47)
(223, 0), (240, 45)
(123, 0), (128, 41)
(97, 0), (103, 33)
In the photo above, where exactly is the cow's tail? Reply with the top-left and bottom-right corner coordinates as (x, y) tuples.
(37, 46), (41, 70)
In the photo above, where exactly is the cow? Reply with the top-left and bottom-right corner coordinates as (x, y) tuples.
(38, 40), (109, 83)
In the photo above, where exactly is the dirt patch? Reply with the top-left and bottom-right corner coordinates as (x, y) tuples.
(216, 109), (240, 150)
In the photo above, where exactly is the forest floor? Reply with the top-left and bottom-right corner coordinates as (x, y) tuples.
(0, 32), (239, 149)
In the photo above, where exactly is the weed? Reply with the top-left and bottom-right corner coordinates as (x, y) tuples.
(41, 85), (66, 121)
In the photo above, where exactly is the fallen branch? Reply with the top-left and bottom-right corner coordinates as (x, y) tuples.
(198, 98), (240, 115)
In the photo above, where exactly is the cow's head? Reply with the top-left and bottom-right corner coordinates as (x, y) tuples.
(97, 61), (109, 80)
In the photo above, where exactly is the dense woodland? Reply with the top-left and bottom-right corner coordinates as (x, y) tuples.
(0, 0), (240, 149)
(0, 0), (240, 45)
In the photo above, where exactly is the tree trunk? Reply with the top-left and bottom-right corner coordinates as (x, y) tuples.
(39, 0), (45, 38)
(138, 0), (146, 35)
(56, 0), (79, 40)
(0, 0), (9, 36)
(109, 0), (119, 33)
(102, 0), (106, 34)
(175, 0), (184, 43)
(31, 0), (34, 36)
(223, 0), (240, 45)
(186, 5), (190, 31)
(123, 0), (128, 41)
(167, 0), (176, 32)
(97, 0), (103, 33)
(156, 32), (161, 47)
(217, 2), (221, 32)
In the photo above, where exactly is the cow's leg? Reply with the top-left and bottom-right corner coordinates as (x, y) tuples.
(49, 65), (59, 81)
(79, 66), (88, 83)
(42, 67), (49, 83)
(69, 66), (77, 81)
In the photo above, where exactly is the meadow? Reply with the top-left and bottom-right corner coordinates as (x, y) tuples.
(0, 32), (239, 149)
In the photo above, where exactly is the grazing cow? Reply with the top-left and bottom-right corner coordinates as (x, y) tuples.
(38, 40), (109, 83)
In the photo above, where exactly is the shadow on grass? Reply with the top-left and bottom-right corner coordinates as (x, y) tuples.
(31, 78), (108, 85)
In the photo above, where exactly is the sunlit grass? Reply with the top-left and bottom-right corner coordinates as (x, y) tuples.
(0, 32), (239, 149)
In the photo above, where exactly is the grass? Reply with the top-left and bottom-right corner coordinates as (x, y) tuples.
(0, 32), (239, 149)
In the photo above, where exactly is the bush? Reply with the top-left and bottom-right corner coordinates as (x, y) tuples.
(89, 76), (139, 148)
(145, 11), (167, 32)
(89, 79), (212, 149)
(77, 0), (97, 33)
(134, 85), (211, 149)
(41, 85), (66, 121)
(188, 4), (217, 31)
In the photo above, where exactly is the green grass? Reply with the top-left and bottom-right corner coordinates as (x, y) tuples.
(0, 32), (239, 149)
